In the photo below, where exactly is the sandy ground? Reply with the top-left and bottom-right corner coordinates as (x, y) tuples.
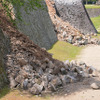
(56, 45), (100, 100)
(53, 45), (100, 100)
(77, 45), (100, 71)
(1, 45), (100, 100)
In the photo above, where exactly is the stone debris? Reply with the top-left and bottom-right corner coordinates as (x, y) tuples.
(0, 3), (100, 96)
(7, 47), (99, 95)
(46, 0), (100, 46)
(91, 83), (100, 89)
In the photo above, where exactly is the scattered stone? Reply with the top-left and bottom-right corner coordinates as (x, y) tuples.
(92, 69), (99, 77)
(34, 84), (43, 93)
(9, 76), (17, 88)
(18, 58), (27, 66)
(60, 68), (67, 74)
(91, 83), (100, 89)
(64, 60), (70, 66)
(50, 77), (62, 88)
(79, 61), (85, 66)
(2, 1), (99, 95)
(23, 79), (28, 90)
(29, 86), (40, 95)
(87, 67), (94, 74)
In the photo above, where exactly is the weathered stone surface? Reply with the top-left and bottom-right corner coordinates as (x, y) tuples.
(54, 0), (97, 34)
(14, 0), (57, 50)
(91, 83), (100, 89)
(0, 29), (10, 88)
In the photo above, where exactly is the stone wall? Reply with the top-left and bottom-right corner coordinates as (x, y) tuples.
(86, 8), (100, 18)
(54, 0), (97, 34)
(14, 0), (57, 50)
(0, 29), (10, 88)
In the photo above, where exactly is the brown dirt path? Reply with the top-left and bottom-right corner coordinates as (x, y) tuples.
(77, 45), (100, 71)
(52, 45), (100, 100)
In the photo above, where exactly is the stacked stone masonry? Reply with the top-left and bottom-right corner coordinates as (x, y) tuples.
(54, 0), (97, 34)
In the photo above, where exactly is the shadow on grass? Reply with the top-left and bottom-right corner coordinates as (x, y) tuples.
(0, 85), (10, 99)
(48, 41), (83, 61)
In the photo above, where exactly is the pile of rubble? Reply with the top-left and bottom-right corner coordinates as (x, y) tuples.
(6, 28), (100, 93)
(46, 0), (100, 46)
(7, 54), (100, 95)
(0, 9), (99, 95)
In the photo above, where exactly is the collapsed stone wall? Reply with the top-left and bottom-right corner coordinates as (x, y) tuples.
(0, 5), (100, 95)
(86, 8), (100, 18)
(14, 0), (57, 50)
(46, 0), (100, 46)
(0, 10), (98, 95)
(0, 29), (10, 88)
(54, 0), (97, 34)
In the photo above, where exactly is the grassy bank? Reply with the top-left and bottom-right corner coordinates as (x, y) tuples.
(91, 15), (100, 38)
(85, 5), (100, 9)
(48, 41), (83, 61)
(91, 16), (100, 33)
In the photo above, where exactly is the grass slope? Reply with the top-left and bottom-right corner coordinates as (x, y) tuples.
(91, 16), (100, 38)
(48, 41), (83, 61)
(85, 5), (100, 9)
(91, 16), (100, 33)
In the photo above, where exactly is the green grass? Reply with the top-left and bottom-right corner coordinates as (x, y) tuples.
(0, 86), (10, 98)
(48, 41), (83, 61)
(91, 16), (100, 38)
(91, 16), (100, 33)
(85, 4), (100, 9)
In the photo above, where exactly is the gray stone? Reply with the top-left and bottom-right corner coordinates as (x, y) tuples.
(9, 76), (17, 88)
(76, 36), (82, 40)
(42, 74), (48, 88)
(47, 74), (54, 82)
(35, 78), (42, 85)
(87, 67), (94, 74)
(50, 77), (62, 88)
(23, 79), (29, 90)
(34, 83), (43, 93)
(81, 72), (90, 78)
(67, 35), (73, 43)
(61, 75), (70, 85)
(79, 61), (85, 66)
(92, 70), (99, 77)
(97, 41), (100, 45)
(91, 83), (100, 89)
(53, 66), (60, 75)
(38, 68), (44, 76)
(14, 0), (57, 50)
(60, 68), (67, 74)
(70, 60), (77, 68)
(29, 86), (40, 95)
(0, 29), (10, 88)
(18, 58), (27, 66)
(66, 75), (77, 83)
(48, 83), (56, 92)
(62, 31), (67, 38)
(48, 69), (53, 74)
(54, 0), (97, 34)
(48, 61), (55, 69)
(15, 75), (24, 83)
(64, 60), (70, 66)
(72, 67), (82, 74)
(23, 64), (33, 73)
